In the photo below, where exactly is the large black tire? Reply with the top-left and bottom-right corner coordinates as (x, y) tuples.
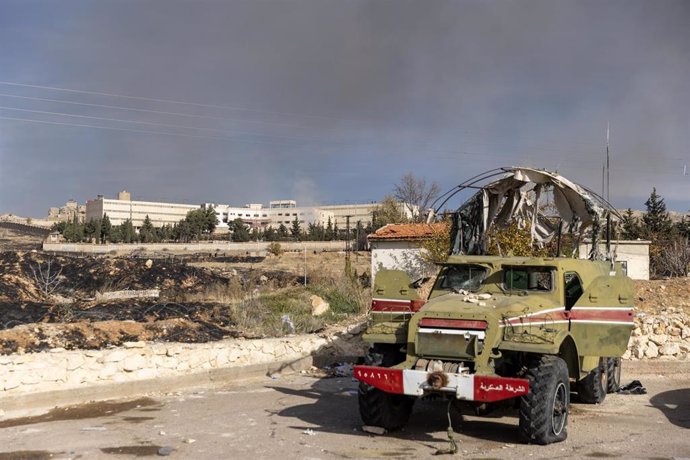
(577, 357), (607, 403)
(358, 384), (414, 430)
(358, 344), (414, 431)
(606, 357), (622, 393)
(519, 355), (569, 445)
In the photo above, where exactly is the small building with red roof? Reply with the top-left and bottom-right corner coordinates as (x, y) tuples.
(367, 223), (447, 282)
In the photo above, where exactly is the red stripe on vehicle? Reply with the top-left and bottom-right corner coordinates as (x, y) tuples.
(371, 299), (412, 312)
(410, 299), (427, 312)
(473, 375), (529, 402)
(353, 365), (404, 394)
(505, 311), (569, 325)
(570, 308), (634, 323)
(418, 318), (488, 330)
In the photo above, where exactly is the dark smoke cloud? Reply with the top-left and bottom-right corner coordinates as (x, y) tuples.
(0, 0), (688, 215)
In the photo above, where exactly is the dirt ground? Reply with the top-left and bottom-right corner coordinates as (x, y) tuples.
(0, 246), (371, 354)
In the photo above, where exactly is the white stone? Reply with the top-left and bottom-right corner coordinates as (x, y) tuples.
(103, 350), (129, 363)
(621, 349), (632, 360)
(124, 341), (146, 349)
(659, 342), (680, 356)
(122, 355), (147, 372)
(227, 348), (243, 363)
(645, 342), (659, 359)
(649, 334), (668, 346)
(134, 368), (159, 380)
(98, 363), (120, 380)
(66, 369), (90, 385)
(20, 372), (42, 385)
(41, 366), (68, 382)
(310, 295), (330, 316)
(4, 376), (21, 390)
(682, 327), (690, 340)
(66, 354), (86, 371)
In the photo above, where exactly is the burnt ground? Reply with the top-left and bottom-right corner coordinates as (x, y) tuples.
(0, 251), (305, 354)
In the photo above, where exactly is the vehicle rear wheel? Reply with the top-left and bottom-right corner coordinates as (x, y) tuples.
(519, 355), (569, 445)
(606, 357), (621, 393)
(358, 344), (413, 430)
(577, 357), (607, 403)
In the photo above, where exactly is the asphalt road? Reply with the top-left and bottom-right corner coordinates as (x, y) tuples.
(0, 361), (688, 459)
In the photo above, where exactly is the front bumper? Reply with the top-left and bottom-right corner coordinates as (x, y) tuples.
(354, 365), (529, 402)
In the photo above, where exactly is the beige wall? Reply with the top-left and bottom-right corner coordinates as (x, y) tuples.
(86, 198), (200, 228)
(43, 240), (347, 254)
(578, 240), (651, 280)
(370, 239), (436, 283)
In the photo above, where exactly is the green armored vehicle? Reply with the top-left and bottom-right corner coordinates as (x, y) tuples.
(355, 167), (634, 445)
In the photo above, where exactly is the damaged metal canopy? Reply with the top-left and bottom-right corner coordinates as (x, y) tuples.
(436, 167), (619, 258)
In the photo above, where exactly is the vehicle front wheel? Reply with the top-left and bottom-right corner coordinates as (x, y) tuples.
(358, 383), (414, 430)
(577, 357), (607, 403)
(358, 344), (413, 430)
(606, 357), (622, 393)
(519, 355), (570, 445)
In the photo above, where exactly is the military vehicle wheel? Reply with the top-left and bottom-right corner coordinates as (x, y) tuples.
(519, 355), (569, 445)
(358, 383), (414, 430)
(364, 344), (404, 367)
(606, 357), (621, 393)
(358, 344), (413, 430)
(577, 357), (607, 403)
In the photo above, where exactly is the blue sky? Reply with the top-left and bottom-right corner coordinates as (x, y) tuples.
(1, 0), (688, 216)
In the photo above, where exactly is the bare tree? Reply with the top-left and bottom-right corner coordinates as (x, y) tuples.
(31, 258), (63, 298)
(393, 173), (440, 222)
(655, 237), (690, 277)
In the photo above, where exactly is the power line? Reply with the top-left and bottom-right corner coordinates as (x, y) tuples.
(0, 105), (249, 136)
(0, 92), (307, 128)
(0, 105), (361, 146)
(0, 80), (366, 125)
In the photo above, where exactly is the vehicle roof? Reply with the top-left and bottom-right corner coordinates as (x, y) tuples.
(444, 255), (610, 270)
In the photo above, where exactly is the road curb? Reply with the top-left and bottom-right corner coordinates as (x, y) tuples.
(0, 354), (314, 419)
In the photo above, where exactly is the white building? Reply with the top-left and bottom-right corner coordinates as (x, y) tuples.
(209, 202), (334, 232)
(86, 191), (201, 228)
(368, 223), (445, 282)
(578, 240), (651, 280)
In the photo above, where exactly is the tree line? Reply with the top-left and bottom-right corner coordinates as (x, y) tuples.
(619, 188), (690, 277)
(53, 207), (369, 245)
(53, 207), (218, 244)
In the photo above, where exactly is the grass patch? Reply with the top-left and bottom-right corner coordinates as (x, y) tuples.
(229, 274), (369, 338)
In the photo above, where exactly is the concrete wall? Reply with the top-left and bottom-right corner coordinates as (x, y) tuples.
(370, 240), (435, 283)
(43, 240), (347, 255)
(0, 324), (367, 416)
(578, 240), (651, 280)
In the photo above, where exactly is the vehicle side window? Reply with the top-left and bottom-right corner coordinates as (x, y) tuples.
(564, 272), (583, 309)
(504, 267), (553, 291)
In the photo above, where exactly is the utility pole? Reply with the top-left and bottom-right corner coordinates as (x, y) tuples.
(345, 215), (351, 274)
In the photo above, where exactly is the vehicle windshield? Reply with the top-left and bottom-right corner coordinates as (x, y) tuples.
(503, 266), (554, 292)
(436, 264), (488, 292)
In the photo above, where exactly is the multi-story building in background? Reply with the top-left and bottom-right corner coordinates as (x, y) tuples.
(48, 200), (86, 223)
(210, 201), (334, 232)
(83, 190), (413, 234)
(85, 191), (201, 228)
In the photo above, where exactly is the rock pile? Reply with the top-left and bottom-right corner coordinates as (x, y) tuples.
(625, 307), (690, 360)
